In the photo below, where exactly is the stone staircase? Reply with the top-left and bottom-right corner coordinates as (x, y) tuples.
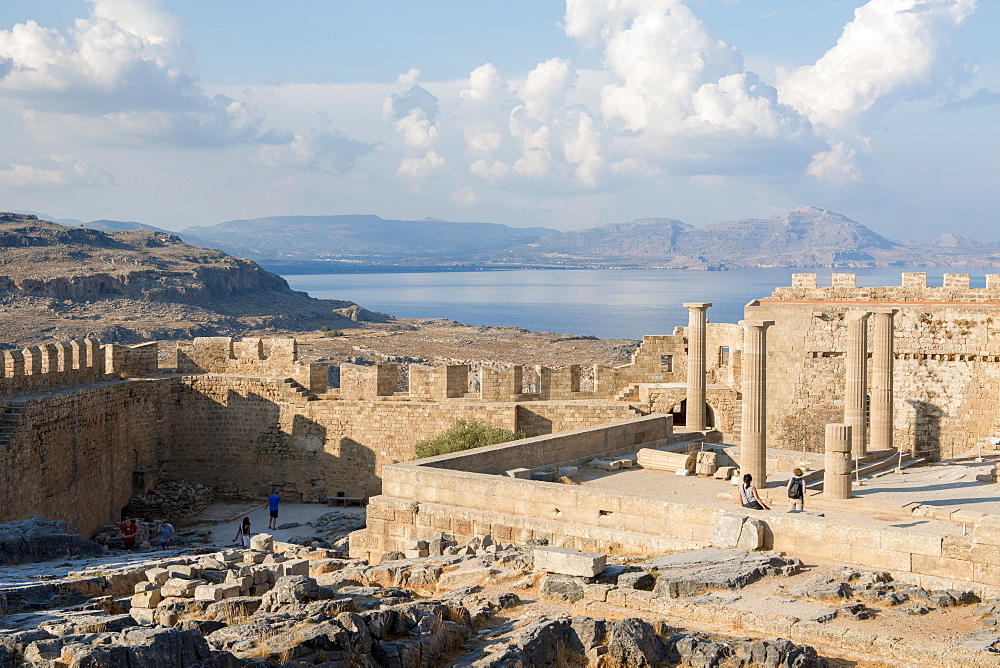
(0, 401), (27, 447)
(614, 384), (641, 402)
(281, 379), (318, 402)
(809, 448), (925, 491)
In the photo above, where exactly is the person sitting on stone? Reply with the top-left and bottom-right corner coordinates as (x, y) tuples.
(119, 517), (139, 553)
(736, 473), (770, 511)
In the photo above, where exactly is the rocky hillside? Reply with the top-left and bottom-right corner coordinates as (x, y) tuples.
(167, 207), (1000, 271)
(182, 214), (556, 262)
(0, 213), (387, 346)
(501, 207), (1000, 269)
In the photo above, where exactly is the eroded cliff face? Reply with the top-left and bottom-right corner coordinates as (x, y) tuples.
(0, 213), (385, 346)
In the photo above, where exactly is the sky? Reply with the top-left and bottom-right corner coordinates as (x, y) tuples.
(0, 0), (998, 240)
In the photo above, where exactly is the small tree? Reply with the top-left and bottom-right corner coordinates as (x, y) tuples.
(413, 420), (524, 459)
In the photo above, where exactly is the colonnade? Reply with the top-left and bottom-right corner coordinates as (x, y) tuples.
(682, 304), (897, 490)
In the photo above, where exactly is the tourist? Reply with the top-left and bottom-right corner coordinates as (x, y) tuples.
(158, 520), (175, 549)
(736, 473), (770, 510)
(235, 517), (251, 547)
(268, 489), (281, 530)
(787, 468), (806, 512)
(119, 517), (139, 553)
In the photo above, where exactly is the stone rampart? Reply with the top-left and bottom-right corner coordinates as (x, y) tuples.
(175, 337), (328, 393)
(0, 339), (161, 397)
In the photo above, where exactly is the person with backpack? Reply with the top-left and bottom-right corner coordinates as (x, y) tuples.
(787, 468), (805, 512)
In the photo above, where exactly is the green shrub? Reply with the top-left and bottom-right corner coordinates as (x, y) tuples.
(413, 420), (524, 459)
(323, 329), (344, 337)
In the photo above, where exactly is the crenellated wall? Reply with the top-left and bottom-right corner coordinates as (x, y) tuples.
(745, 272), (1000, 459)
(175, 336), (329, 392)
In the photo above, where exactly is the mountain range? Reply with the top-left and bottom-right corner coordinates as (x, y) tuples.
(18, 207), (1000, 271)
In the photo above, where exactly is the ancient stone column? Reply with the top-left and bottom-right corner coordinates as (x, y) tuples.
(870, 308), (897, 453)
(824, 423), (853, 499)
(844, 311), (871, 458)
(684, 302), (712, 431)
(740, 320), (774, 488)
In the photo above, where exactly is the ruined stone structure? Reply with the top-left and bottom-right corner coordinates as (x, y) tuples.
(7, 271), (1000, 594)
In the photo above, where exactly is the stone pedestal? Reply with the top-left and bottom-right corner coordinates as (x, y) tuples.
(824, 423), (852, 499)
(870, 308), (897, 453)
(740, 320), (774, 488)
(683, 302), (712, 431)
(845, 312), (871, 458)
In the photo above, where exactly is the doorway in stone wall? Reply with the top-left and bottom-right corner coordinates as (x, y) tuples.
(672, 400), (715, 429)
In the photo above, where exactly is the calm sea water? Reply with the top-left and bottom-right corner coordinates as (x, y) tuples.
(284, 267), (986, 340)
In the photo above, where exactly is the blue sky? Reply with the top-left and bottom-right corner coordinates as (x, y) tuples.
(0, 0), (997, 240)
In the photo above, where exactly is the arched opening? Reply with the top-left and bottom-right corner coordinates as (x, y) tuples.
(671, 400), (715, 429)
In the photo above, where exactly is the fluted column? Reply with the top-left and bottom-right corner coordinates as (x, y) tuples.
(824, 423), (853, 499)
(740, 320), (774, 488)
(870, 308), (897, 453)
(844, 311), (871, 458)
(684, 302), (712, 431)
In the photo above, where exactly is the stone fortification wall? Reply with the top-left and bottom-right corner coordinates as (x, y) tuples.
(745, 272), (1000, 459)
(176, 337), (328, 393)
(0, 338), (159, 397)
(0, 379), (174, 536)
(164, 373), (642, 505)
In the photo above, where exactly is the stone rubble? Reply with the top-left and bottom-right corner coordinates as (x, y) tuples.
(0, 515), (103, 566)
(125, 479), (217, 520)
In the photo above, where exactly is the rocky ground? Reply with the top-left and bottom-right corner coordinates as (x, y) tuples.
(3, 511), (1000, 667)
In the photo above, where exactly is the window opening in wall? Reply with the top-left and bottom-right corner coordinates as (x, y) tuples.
(521, 367), (539, 394)
(720, 347), (730, 365)
(468, 369), (481, 395)
(660, 355), (673, 372)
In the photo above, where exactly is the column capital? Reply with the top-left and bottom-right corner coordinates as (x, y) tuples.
(683, 302), (713, 309)
(871, 308), (899, 316)
(739, 320), (775, 329)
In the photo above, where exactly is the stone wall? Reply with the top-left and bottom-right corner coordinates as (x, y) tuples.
(175, 337), (328, 393)
(0, 379), (174, 536)
(743, 272), (1000, 459)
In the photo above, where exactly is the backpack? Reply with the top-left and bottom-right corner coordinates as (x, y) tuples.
(788, 478), (803, 499)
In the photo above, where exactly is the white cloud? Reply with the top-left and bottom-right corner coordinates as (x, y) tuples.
(385, 72), (444, 178)
(778, 0), (976, 133)
(251, 131), (374, 174)
(806, 141), (867, 183)
(0, 154), (114, 188)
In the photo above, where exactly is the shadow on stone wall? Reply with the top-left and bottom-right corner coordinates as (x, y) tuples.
(907, 399), (942, 461)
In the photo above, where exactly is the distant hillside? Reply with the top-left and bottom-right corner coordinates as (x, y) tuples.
(0, 212), (387, 346)
(181, 214), (557, 262)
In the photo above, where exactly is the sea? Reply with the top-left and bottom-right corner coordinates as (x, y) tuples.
(284, 267), (988, 341)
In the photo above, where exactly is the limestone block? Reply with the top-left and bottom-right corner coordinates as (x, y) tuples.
(588, 459), (621, 471)
(228, 575), (252, 593)
(533, 546), (607, 578)
(404, 539), (428, 551)
(134, 582), (156, 593)
(404, 549), (429, 559)
(975, 522), (1000, 547)
(714, 466), (736, 480)
(506, 468), (531, 479)
(531, 471), (555, 482)
(130, 607), (156, 625)
(250, 534), (274, 551)
(213, 550), (241, 563)
(167, 565), (198, 579)
(243, 551), (266, 564)
(613, 459), (634, 469)
(219, 584), (241, 599)
(281, 559), (310, 577)
(194, 585), (225, 602)
(712, 514), (765, 551)
(557, 466), (579, 478)
(145, 568), (169, 585)
(695, 451), (718, 476)
(131, 589), (162, 609)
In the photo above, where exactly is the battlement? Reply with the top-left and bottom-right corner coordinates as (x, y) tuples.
(335, 362), (601, 402)
(176, 336), (328, 393)
(774, 272), (1000, 302)
(0, 339), (158, 397)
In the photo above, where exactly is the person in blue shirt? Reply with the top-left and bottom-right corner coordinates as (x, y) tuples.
(268, 490), (281, 530)
(158, 520), (174, 549)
